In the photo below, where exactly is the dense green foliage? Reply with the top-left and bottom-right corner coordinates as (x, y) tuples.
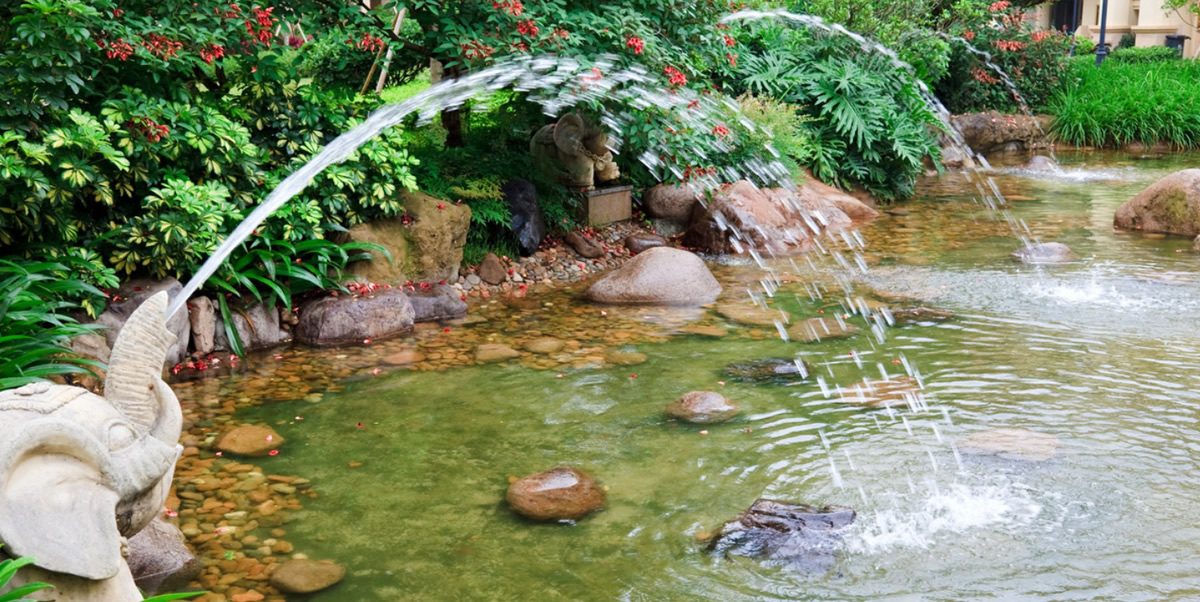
(936, 1), (1072, 112)
(0, 550), (52, 602)
(723, 26), (943, 200)
(1049, 57), (1200, 149)
(1108, 46), (1183, 64)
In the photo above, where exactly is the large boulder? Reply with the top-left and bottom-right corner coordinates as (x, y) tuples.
(96, 278), (189, 366)
(212, 302), (290, 352)
(503, 178), (546, 256)
(1114, 169), (1200, 236)
(408, 286), (467, 323)
(269, 559), (345, 594)
(584, 247), (720, 306)
(950, 112), (1053, 154)
(644, 183), (701, 223)
(684, 179), (876, 255)
(706, 499), (855, 573)
(350, 191), (471, 284)
(294, 289), (414, 346)
(127, 517), (201, 596)
(506, 466), (605, 521)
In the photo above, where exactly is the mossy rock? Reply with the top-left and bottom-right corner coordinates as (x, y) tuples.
(1114, 169), (1200, 236)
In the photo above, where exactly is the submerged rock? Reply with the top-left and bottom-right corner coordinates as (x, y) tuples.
(503, 178), (546, 256)
(715, 302), (783, 327)
(665, 391), (740, 424)
(838, 376), (922, 409)
(216, 424), (284, 457)
(706, 498), (855, 572)
(1011, 242), (1077, 264)
(1114, 169), (1200, 236)
(958, 427), (1060, 461)
(523, 337), (565, 354)
(269, 559), (346, 594)
(475, 343), (521, 363)
(723, 358), (810, 383)
(887, 306), (955, 324)
(585, 247), (721, 306)
(787, 317), (860, 342)
(1024, 155), (1059, 171)
(507, 466), (605, 521)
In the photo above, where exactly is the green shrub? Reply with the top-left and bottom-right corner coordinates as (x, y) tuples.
(0, 549), (52, 601)
(1049, 59), (1200, 148)
(1108, 46), (1182, 64)
(1073, 36), (1097, 55)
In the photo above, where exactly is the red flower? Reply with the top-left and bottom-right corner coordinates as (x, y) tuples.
(111, 8), (124, 18)
(516, 19), (539, 37)
(989, 0), (1011, 11)
(663, 65), (687, 87)
(493, 0), (523, 16)
(723, 34), (736, 47)
(199, 44), (226, 64)
(726, 52), (738, 67)
(626, 36), (645, 55)
(357, 33), (385, 52)
(963, 30), (975, 42)
(712, 124), (731, 138)
(98, 38), (135, 61)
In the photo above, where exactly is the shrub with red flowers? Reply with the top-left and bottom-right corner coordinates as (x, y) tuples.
(936, 0), (1071, 112)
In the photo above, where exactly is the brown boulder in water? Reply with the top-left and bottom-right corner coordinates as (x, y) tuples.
(1114, 169), (1200, 236)
(665, 391), (740, 423)
(269, 559), (346, 594)
(506, 466), (605, 521)
(707, 498), (856, 573)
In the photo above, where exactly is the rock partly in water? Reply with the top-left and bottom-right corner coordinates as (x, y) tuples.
(564, 231), (605, 258)
(475, 343), (521, 363)
(294, 290), (414, 346)
(604, 349), (647, 366)
(950, 112), (1053, 154)
(886, 306), (955, 325)
(269, 559), (346, 594)
(787, 317), (860, 342)
(96, 278), (190, 366)
(665, 391), (740, 424)
(715, 302), (784, 327)
(1011, 242), (1077, 264)
(585, 247), (721, 306)
(478, 253), (507, 285)
(643, 184), (701, 223)
(706, 498), (855, 573)
(127, 517), (201, 596)
(503, 178), (546, 256)
(506, 466), (605, 521)
(213, 302), (291, 353)
(382, 348), (425, 365)
(524, 337), (565, 354)
(216, 424), (284, 457)
(1114, 169), (1200, 236)
(958, 428), (1060, 461)
(1024, 155), (1059, 171)
(408, 285), (467, 323)
(723, 358), (810, 383)
(624, 233), (667, 254)
(187, 296), (216, 356)
(838, 376), (922, 409)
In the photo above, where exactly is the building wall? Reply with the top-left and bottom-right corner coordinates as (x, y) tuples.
(1044, 0), (1199, 57)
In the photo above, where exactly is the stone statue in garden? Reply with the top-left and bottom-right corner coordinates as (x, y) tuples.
(0, 292), (183, 601)
(530, 112), (620, 189)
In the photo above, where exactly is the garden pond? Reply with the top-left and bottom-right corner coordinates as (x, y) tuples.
(172, 151), (1200, 600)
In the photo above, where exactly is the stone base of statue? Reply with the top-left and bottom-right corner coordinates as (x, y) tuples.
(580, 185), (633, 226)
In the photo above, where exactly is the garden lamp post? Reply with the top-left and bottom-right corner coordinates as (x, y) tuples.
(1095, 0), (1110, 65)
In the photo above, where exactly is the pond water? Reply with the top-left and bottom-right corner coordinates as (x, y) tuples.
(175, 151), (1200, 600)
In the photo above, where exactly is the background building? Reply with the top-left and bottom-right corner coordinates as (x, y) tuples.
(1038, 0), (1199, 57)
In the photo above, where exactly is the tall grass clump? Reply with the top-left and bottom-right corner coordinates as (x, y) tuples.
(1049, 58), (1200, 148)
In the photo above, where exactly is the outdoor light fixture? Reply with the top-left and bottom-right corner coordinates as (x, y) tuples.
(1095, 0), (1110, 65)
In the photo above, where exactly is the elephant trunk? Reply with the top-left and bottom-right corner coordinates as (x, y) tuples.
(104, 292), (176, 434)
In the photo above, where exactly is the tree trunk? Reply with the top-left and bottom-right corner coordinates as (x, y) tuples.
(441, 108), (464, 148)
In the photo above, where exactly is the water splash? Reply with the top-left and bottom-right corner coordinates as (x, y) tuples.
(167, 54), (793, 318)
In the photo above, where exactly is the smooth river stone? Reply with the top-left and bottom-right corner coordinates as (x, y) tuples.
(506, 467), (605, 521)
(958, 428), (1060, 461)
(787, 317), (859, 342)
(665, 391), (740, 423)
(715, 302), (784, 327)
(475, 343), (521, 363)
(605, 349), (647, 366)
(216, 424), (284, 457)
(524, 337), (565, 354)
(887, 306), (954, 324)
(269, 559), (346, 594)
(1011, 242), (1077, 264)
(707, 498), (856, 573)
(382, 348), (425, 365)
(838, 376), (922, 409)
(723, 358), (811, 383)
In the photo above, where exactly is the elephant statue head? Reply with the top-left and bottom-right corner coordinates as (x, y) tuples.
(530, 112), (620, 190)
(0, 292), (183, 599)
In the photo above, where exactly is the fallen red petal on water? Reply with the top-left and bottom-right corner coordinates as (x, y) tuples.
(629, 373), (638, 379)
(443, 327), (451, 333)
(215, 451), (223, 457)
(363, 338), (372, 345)
(356, 422), (365, 429)
(268, 449), (279, 456)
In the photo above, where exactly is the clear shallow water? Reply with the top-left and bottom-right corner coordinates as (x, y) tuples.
(213, 151), (1200, 600)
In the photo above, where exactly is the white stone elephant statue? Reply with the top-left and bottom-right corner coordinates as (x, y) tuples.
(0, 292), (183, 601)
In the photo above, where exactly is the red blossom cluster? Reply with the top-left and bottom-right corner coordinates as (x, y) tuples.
(726, 52), (738, 67)
(723, 34), (737, 47)
(357, 33), (385, 52)
(129, 117), (170, 142)
(1031, 30), (1053, 43)
(244, 6), (276, 46)
(552, 28), (569, 39)
(111, 8), (124, 18)
(511, 41), (529, 52)
(492, 0), (524, 16)
(142, 33), (183, 60)
(286, 34), (310, 48)
(682, 165), (718, 181)
(97, 38), (135, 61)
(971, 67), (1000, 84)
(215, 3), (242, 19)
(993, 39), (1026, 52)
(626, 36), (645, 54)
(712, 123), (731, 138)
(663, 65), (687, 86)
(963, 30), (976, 41)
(516, 19), (539, 37)
(989, 1), (1011, 11)
(461, 40), (495, 60)
(199, 43), (226, 64)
